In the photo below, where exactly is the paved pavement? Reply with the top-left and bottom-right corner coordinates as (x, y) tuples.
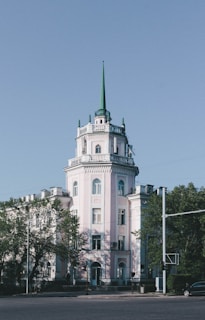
(12, 289), (165, 298)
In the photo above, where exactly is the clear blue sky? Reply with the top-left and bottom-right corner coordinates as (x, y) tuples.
(1, 0), (205, 201)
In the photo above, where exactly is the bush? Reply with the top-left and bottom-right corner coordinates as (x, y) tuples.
(167, 274), (195, 294)
(0, 284), (25, 296)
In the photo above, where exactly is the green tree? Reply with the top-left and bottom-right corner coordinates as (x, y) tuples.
(138, 183), (205, 279)
(0, 209), (13, 283)
(0, 200), (28, 286)
(166, 183), (205, 277)
(56, 208), (87, 282)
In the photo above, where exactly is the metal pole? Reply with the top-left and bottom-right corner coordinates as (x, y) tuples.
(26, 206), (29, 294)
(86, 265), (89, 295)
(162, 187), (166, 295)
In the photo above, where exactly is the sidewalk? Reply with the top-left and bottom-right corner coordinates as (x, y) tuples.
(25, 290), (164, 298)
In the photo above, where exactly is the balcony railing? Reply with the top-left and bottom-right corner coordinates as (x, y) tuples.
(68, 154), (135, 167)
(78, 123), (125, 136)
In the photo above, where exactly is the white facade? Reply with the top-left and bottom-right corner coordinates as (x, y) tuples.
(64, 66), (151, 285)
(3, 67), (154, 288)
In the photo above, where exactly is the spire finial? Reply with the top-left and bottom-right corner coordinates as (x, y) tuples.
(100, 61), (106, 111)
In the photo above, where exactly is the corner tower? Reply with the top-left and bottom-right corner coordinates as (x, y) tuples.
(65, 64), (139, 285)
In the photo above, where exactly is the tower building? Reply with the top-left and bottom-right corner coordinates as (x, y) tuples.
(64, 64), (148, 285)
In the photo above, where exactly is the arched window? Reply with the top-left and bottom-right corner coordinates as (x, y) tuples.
(95, 144), (101, 154)
(118, 180), (125, 196)
(73, 181), (78, 196)
(92, 179), (101, 194)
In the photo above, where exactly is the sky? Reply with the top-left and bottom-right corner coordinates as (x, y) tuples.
(1, 0), (205, 201)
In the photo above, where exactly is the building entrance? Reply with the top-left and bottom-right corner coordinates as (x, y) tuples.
(91, 262), (101, 286)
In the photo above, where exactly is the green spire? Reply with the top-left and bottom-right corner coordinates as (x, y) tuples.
(100, 61), (106, 111)
(95, 62), (111, 121)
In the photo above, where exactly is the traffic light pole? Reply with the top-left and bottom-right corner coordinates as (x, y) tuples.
(162, 187), (166, 295)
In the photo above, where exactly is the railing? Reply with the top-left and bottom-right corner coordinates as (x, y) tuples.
(78, 123), (125, 136)
(68, 154), (135, 167)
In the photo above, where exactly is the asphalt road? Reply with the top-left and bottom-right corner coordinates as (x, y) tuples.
(0, 295), (205, 320)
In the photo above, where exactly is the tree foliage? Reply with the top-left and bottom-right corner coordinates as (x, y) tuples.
(0, 198), (86, 289)
(56, 208), (87, 268)
(140, 183), (205, 278)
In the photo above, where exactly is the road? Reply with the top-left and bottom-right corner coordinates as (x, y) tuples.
(0, 295), (204, 320)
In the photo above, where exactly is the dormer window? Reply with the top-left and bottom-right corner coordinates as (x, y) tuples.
(95, 144), (101, 154)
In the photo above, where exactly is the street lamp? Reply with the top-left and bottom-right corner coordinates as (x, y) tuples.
(156, 187), (167, 294)
(25, 205), (30, 295)
(161, 187), (166, 295)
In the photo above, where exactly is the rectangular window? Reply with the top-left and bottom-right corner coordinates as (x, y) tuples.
(92, 208), (101, 224)
(47, 210), (52, 225)
(92, 235), (101, 250)
(118, 209), (125, 225)
(118, 235), (125, 250)
(36, 213), (40, 228)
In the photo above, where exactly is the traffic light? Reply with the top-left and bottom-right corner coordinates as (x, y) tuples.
(161, 261), (167, 270)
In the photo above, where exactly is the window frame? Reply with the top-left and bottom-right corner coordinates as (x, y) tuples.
(118, 180), (125, 196)
(95, 144), (101, 154)
(118, 209), (126, 225)
(92, 208), (102, 224)
(92, 178), (101, 195)
(73, 181), (78, 196)
(92, 235), (101, 250)
(118, 235), (125, 250)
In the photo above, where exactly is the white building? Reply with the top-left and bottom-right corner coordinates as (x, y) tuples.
(2, 65), (154, 288)
(64, 65), (152, 286)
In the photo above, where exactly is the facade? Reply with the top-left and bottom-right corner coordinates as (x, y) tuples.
(64, 65), (152, 285)
(2, 187), (70, 289)
(2, 66), (155, 288)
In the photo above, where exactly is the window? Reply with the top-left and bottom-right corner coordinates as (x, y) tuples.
(118, 262), (126, 279)
(82, 138), (87, 154)
(118, 180), (125, 196)
(92, 235), (101, 250)
(118, 209), (125, 225)
(92, 179), (101, 194)
(95, 144), (101, 153)
(71, 210), (78, 225)
(47, 262), (51, 277)
(72, 209), (78, 216)
(36, 213), (40, 228)
(47, 210), (52, 225)
(118, 235), (125, 250)
(92, 208), (101, 224)
(73, 181), (78, 196)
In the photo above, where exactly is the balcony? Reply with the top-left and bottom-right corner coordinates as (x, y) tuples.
(78, 123), (125, 137)
(68, 154), (135, 168)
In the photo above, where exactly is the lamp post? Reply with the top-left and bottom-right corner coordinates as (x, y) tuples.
(25, 205), (30, 295)
(85, 262), (89, 295)
(161, 187), (166, 295)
